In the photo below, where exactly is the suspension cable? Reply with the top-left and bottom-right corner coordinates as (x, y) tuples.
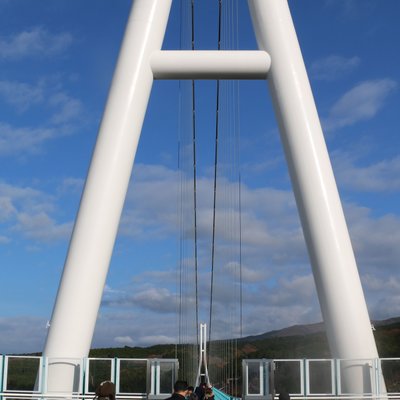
(191, 0), (200, 348)
(208, 1), (244, 394)
(178, 0), (200, 384)
(239, 173), (243, 339)
(178, 0), (184, 377)
(208, 0), (223, 345)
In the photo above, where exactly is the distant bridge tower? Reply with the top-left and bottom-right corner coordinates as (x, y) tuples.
(43, 0), (381, 394)
(196, 323), (210, 387)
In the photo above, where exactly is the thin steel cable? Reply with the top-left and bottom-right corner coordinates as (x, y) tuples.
(198, 1), (243, 392)
(191, 0), (200, 348)
(239, 174), (243, 339)
(178, 0), (184, 378)
(178, 0), (199, 383)
(208, 0), (244, 393)
(236, 24), (243, 346)
(209, 0), (222, 347)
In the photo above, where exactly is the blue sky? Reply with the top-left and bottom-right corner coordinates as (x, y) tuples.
(0, 0), (399, 354)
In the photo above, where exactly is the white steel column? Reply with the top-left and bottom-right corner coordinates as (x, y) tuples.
(43, 0), (172, 392)
(247, 0), (379, 389)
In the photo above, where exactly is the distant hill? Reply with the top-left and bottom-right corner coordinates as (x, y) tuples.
(373, 316), (400, 328)
(238, 322), (325, 342)
(238, 316), (400, 342)
(87, 318), (400, 396)
(89, 316), (400, 359)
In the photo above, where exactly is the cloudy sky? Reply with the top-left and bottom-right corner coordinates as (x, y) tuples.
(0, 0), (399, 354)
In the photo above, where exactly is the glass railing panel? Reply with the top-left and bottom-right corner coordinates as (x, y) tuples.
(246, 361), (262, 395)
(118, 359), (147, 394)
(338, 359), (375, 395)
(274, 360), (302, 395)
(159, 361), (174, 395)
(4, 356), (41, 392)
(85, 358), (114, 393)
(381, 358), (400, 394)
(0, 355), (3, 392)
(307, 359), (334, 395)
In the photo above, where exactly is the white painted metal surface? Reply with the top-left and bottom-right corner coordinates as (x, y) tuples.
(242, 358), (395, 399)
(43, 0), (173, 391)
(42, 0), (383, 394)
(247, 0), (379, 392)
(196, 323), (210, 387)
(2, 356), (396, 399)
(151, 50), (271, 80)
(0, 355), (177, 399)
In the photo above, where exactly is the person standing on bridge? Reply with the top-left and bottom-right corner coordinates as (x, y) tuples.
(194, 382), (206, 400)
(164, 381), (189, 400)
(204, 387), (214, 400)
(186, 386), (197, 400)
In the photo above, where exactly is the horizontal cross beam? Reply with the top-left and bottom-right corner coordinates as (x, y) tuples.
(150, 50), (271, 79)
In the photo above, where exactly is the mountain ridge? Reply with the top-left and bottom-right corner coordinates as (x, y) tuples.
(239, 316), (400, 342)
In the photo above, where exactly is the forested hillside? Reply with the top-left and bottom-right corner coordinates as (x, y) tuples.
(89, 320), (400, 359)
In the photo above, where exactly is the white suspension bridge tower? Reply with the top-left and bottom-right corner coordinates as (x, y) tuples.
(40, 0), (381, 395)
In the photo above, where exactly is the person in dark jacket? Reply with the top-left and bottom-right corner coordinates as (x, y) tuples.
(194, 383), (207, 400)
(187, 386), (196, 400)
(164, 380), (189, 400)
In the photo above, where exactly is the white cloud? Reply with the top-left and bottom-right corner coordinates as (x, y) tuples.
(1, 160), (399, 352)
(0, 195), (16, 221)
(0, 80), (85, 154)
(225, 262), (267, 283)
(118, 164), (180, 239)
(210, 272), (320, 339)
(362, 275), (400, 320)
(118, 165), (308, 296)
(0, 235), (11, 244)
(310, 55), (360, 81)
(363, 274), (400, 293)
(0, 122), (55, 155)
(101, 285), (179, 314)
(113, 163), (400, 342)
(333, 152), (400, 192)
(323, 0), (375, 17)
(132, 269), (178, 285)
(0, 181), (73, 243)
(241, 301), (321, 337)
(135, 335), (177, 346)
(0, 316), (47, 354)
(92, 311), (180, 349)
(14, 212), (72, 242)
(58, 177), (85, 195)
(49, 92), (84, 125)
(0, 80), (44, 111)
(0, 27), (73, 60)
(324, 79), (397, 131)
(132, 287), (179, 313)
(345, 204), (400, 271)
(0, 77), (84, 119)
(0, 181), (53, 212)
(114, 336), (134, 345)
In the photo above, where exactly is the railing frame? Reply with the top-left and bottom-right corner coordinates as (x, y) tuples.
(0, 355), (178, 400)
(242, 358), (400, 400)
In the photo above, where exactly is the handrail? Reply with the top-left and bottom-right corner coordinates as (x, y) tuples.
(1, 356), (400, 400)
(241, 358), (400, 400)
(213, 387), (240, 400)
(0, 355), (178, 398)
